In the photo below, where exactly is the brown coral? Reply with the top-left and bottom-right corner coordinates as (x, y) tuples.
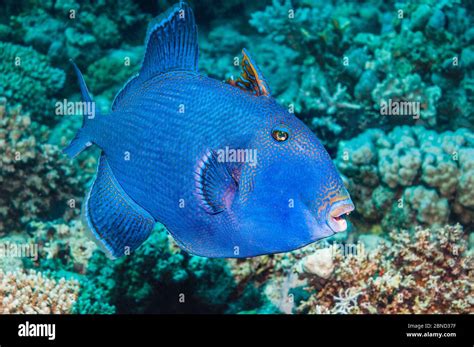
(298, 224), (473, 314)
(0, 98), (85, 234)
(28, 219), (97, 273)
(0, 269), (79, 314)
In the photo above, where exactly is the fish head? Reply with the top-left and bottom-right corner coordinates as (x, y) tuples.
(229, 99), (354, 255)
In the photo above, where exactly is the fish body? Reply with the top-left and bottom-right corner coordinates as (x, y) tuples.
(66, 2), (354, 258)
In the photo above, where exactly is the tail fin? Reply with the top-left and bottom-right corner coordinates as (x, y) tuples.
(63, 60), (98, 158)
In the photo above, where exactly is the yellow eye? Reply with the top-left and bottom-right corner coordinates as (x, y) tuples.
(271, 125), (290, 142)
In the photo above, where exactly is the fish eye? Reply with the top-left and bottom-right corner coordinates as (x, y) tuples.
(271, 125), (290, 142)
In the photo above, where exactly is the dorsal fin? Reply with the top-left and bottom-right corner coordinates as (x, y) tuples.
(141, 1), (198, 78)
(112, 2), (198, 111)
(228, 48), (271, 96)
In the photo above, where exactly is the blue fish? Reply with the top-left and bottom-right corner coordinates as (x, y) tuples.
(65, 2), (354, 259)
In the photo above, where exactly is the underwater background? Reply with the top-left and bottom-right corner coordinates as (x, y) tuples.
(0, 0), (472, 314)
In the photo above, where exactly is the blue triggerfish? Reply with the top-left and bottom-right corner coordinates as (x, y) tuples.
(65, 2), (354, 258)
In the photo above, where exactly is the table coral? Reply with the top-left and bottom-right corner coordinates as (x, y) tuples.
(0, 269), (79, 314)
(298, 224), (473, 314)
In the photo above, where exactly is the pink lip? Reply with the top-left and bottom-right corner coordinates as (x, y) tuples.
(327, 200), (354, 233)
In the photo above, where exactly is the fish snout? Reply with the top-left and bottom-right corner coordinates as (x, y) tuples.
(327, 198), (354, 233)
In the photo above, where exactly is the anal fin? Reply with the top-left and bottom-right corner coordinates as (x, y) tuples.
(83, 154), (155, 259)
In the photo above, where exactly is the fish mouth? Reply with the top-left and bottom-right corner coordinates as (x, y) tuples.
(327, 199), (355, 233)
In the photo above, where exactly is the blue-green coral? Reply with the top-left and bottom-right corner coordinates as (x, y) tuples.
(336, 126), (474, 230)
(7, 0), (149, 67)
(244, 0), (472, 152)
(0, 42), (65, 121)
(73, 225), (273, 314)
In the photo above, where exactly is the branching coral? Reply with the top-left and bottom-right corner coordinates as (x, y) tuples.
(298, 224), (473, 314)
(0, 99), (86, 234)
(0, 269), (79, 314)
(248, 0), (361, 115)
(228, 241), (341, 313)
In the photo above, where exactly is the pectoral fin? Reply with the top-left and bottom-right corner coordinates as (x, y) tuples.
(83, 154), (155, 259)
(194, 150), (241, 215)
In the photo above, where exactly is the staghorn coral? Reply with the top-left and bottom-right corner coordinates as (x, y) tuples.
(298, 224), (473, 314)
(0, 99), (86, 234)
(0, 269), (79, 314)
(336, 126), (474, 230)
(0, 41), (65, 122)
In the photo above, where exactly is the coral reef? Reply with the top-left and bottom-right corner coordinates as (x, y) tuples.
(85, 47), (142, 111)
(240, 0), (472, 154)
(25, 219), (97, 274)
(296, 247), (335, 280)
(0, 42), (65, 122)
(336, 126), (474, 231)
(75, 225), (272, 314)
(298, 225), (473, 314)
(0, 99), (87, 234)
(7, 0), (149, 68)
(0, 269), (79, 314)
(0, 0), (472, 315)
